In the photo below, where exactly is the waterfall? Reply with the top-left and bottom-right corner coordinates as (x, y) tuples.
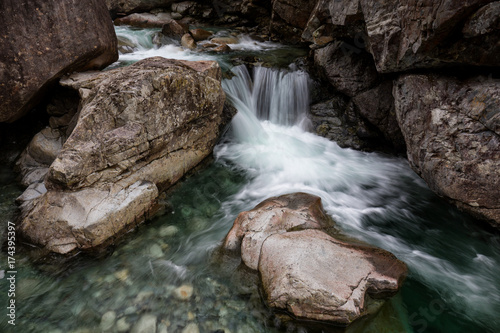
(222, 65), (311, 132)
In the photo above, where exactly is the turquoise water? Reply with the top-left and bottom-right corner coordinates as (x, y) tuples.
(0, 26), (499, 333)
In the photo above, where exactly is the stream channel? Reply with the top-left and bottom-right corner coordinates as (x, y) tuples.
(0, 25), (499, 333)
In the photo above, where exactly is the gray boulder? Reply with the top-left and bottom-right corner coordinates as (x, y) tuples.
(0, 0), (118, 123)
(314, 41), (378, 97)
(353, 80), (405, 151)
(394, 74), (500, 227)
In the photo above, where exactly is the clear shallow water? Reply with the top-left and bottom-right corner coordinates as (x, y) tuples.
(1, 26), (500, 333)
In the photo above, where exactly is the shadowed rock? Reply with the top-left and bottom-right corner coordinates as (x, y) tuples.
(394, 74), (500, 227)
(304, 0), (500, 72)
(0, 0), (118, 123)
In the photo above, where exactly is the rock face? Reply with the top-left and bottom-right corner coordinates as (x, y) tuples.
(270, 0), (317, 42)
(353, 80), (405, 151)
(17, 57), (227, 254)
(222, 193), (407, 326)
(394, 74), (500, 226)
(314, 41), (378, 97)
(0, 0), (118, 123)
(305, 0), (500, 73)
(304, 0), (499, 227)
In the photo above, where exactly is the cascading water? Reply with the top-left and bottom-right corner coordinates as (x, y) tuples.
(223, 65), (310, 127)
(218, 65), (500, 332)
(1, 26), (499, 333)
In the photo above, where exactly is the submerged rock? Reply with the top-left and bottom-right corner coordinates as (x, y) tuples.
(173, 284), (194, 301)
(394, 74), (500, 227)
(131, 314), (157, 333)
(182, 323), (200, 333)
(221, 193), (407, 327)
(100, 311), (117, 331)
(17, 57), (227, 255)
(0, 0), (118, 123)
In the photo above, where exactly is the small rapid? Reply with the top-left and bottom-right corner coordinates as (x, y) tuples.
(218, 65), (500, 332)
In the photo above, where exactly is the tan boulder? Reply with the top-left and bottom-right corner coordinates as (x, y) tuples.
(210, 37), (239, 45)
(181, 33), (197, 50)
(161, 20), (190, 40)
(17, 57), (227, 255)
(221, 193), (407, 326)
(190, 29), (213, 41)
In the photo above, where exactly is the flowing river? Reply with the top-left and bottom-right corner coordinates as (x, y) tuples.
(0, 26), (499, 333)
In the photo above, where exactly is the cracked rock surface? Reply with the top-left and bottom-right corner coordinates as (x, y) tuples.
(17, 57), (226, 255)
(222, 192), (407, 326)
(394, 74), (500, 226)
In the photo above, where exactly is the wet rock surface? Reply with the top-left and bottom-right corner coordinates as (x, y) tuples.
(313, 41), (378, 98)
(222, 193), (408, 326)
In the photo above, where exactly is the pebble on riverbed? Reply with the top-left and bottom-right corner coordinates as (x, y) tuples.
(173, 284), (194, 300)
(131, 314), (157, 333)
(100, 311), (116, 331)
(159, 225), (180, 237)
(182, 323), (200, 333)
(116, 317), (131, 332)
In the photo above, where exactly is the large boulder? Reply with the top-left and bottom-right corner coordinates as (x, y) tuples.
(17, 57), (227, 255)
(0, 0), (118, 123)
(394, 74), (500, 227)
(162, 20), (190, 41)
(303, 0), (500, 72)
(222, 193), (408, 326)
